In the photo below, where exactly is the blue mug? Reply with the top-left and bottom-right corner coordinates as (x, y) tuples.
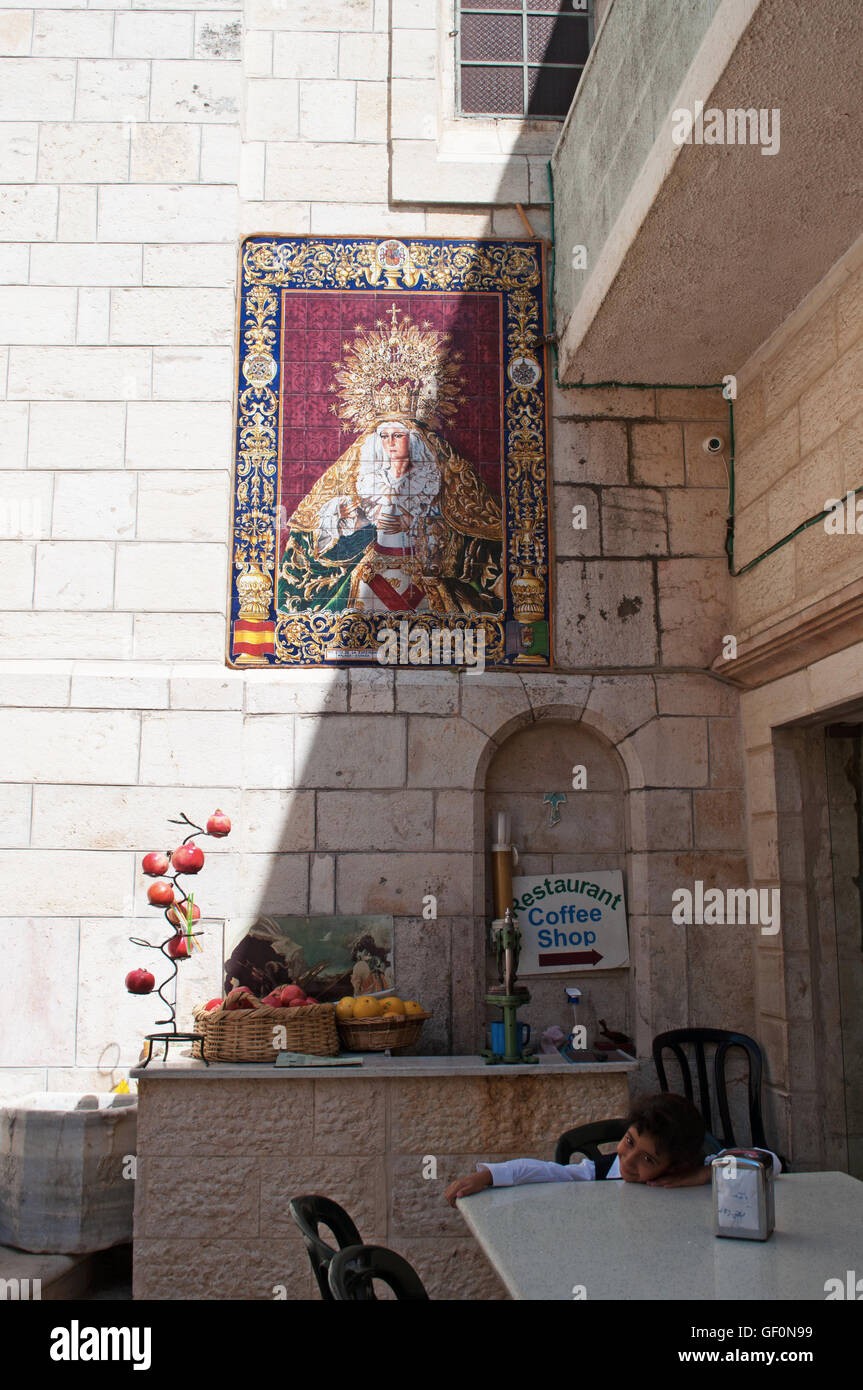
(490, 1021), (531, 1054)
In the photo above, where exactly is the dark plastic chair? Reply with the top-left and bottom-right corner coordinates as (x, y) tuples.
(288, 1195), (373, 1301)
(555, 1117), (629, 1166)
(652, 1028), (769, 1151)
(555, 1117), (722, 1168)
(328, 1244), (429, 1301)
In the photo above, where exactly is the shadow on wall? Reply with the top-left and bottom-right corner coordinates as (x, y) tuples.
(232, 219), (532, 1057)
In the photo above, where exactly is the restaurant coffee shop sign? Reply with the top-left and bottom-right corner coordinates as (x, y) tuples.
(512, 871), (628, 974)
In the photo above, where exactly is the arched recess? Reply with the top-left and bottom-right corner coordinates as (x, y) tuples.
(477, 718), (637, 1061)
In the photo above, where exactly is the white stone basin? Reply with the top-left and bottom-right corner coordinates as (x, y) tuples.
(0, 1092), (137, 1254)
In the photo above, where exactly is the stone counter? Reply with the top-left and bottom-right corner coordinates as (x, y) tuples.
(130, 1056), (636, 1300)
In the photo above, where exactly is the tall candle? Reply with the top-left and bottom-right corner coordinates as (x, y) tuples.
(496, 811), (508, 846)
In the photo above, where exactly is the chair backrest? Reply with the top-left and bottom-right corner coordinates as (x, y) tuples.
(651, 1029), (767, 1150)
(555, 1118), (629, 1166)
(328, 1244), (429, 1301)
(288, 1195), (369, 1301)
(556, 1116), (725, 1174)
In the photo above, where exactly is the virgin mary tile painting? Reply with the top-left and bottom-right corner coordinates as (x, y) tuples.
(278, 304), (504, 619)
(230, 235), (551, 668)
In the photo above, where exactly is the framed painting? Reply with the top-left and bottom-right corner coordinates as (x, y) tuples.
(224, 914), (394, 1001)
(229, 235), (552, 669)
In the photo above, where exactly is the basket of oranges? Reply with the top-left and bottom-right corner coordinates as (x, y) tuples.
(335, 995), (431, 1052)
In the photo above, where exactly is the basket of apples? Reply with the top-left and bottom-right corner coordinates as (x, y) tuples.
(193, 984), (339, 1062)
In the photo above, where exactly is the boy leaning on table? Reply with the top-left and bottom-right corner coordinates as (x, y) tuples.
(444, 1093), (782, 1205)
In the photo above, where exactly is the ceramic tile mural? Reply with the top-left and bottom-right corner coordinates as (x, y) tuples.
(230, 235), (551, 668)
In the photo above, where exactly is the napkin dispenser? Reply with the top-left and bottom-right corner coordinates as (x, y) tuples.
(711, 1149), (775, 1241)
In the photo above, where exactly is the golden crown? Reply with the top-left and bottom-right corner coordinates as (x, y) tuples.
(328, 304), (466, 433)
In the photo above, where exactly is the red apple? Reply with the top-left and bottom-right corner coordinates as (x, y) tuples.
(166, 900), (201, 927)
(142, 851), (170, 877)
(171, 843), (205, 874)
(147, 880), (175, 907)
(207, 810), (231, 838)
(166, 933), (189, 960)
(281, 984), (304, 1002)
(126, 968), (155, 994)
(204, 998), (222, 1011)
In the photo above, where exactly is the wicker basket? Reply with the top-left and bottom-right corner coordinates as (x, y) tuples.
(192, 1001), (339, 1063)
(336, 1010), (431, 1053)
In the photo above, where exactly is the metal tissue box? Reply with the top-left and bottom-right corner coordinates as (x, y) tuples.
(712, 1149), (775, 1241)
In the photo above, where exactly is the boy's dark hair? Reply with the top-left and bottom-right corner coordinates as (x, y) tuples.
(625, 1093), (705, 1170)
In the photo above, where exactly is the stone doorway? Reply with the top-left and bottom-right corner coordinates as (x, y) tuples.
(824, 722), (863, 1179)
(773, 714), (863, 1175)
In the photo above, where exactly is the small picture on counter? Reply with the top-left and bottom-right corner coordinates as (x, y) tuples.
(224, 914), (394, 1001)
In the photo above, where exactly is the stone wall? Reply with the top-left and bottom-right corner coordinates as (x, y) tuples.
(733, 235), (863, 646)
(728, 240), (863, 1168)
(133, 1068), (630, 1299)
(0, 3), (756, 1106)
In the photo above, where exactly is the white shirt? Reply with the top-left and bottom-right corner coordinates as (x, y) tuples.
(478, 1148), (782, 1186)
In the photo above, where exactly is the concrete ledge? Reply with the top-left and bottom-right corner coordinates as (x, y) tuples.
(131, 1053), (638, 1080)
(553, 0), (863, 382)
(713, 577), (863, 688)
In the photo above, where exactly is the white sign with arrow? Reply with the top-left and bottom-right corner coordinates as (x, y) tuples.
(512, 870), (628, 974)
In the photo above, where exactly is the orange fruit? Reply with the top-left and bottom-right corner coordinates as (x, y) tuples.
(352, 995), (384, 1019)
(403, 1000), (424, 1016)
(380, 997), (406, 1014)
(335, 997), (355, 1019)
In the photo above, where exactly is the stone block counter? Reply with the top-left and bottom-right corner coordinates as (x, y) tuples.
(130, 1055), (636, 1300)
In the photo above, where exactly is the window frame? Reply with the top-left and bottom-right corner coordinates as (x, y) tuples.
(455, 0), (596, 120)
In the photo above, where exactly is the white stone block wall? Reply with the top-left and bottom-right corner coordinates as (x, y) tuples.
(0, 2), (751, 1100)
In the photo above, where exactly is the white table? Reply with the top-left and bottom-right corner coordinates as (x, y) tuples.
(457, 1172), (863, 1300)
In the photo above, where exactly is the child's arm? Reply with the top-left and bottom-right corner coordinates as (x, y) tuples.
(445, 1157), (595, 1205)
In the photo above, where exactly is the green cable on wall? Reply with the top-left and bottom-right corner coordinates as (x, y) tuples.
(543, 160), (850, 577)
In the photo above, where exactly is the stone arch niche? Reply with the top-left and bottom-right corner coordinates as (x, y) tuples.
(482, 720), (633, 1060)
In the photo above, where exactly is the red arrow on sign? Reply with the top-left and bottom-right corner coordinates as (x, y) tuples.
(538, 950), (604, 967)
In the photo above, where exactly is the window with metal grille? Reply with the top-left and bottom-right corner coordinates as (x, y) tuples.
(457, 0), (594, 119)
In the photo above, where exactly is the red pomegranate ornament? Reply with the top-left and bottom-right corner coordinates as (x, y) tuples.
(142, 851), (170, 877)
(206, 810), (231, 838)
(126, 968), (155, 994)
(171, 843), (205, 874)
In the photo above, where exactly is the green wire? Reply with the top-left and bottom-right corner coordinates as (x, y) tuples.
(543, 161), (854, 577)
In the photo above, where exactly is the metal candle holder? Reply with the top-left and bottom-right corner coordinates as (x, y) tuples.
(130, 812), (209, 1067)
(483, 905), (536, 1066)
(484, 814), (535, 1064)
